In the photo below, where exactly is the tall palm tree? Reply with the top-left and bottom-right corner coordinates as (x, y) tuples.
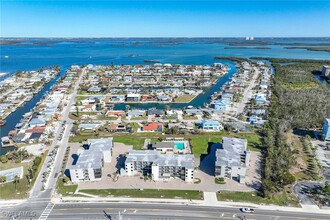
(13, 175), (20, 191)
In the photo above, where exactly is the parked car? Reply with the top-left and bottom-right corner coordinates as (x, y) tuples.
(240, 208), (254, 213)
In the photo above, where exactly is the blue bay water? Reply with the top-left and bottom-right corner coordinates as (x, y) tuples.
(0, 38), (330, 154)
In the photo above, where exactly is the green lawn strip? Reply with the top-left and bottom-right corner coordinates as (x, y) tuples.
(57, 181), (78, 196)
(217, 191), (299, 207)
(79, 189), (203, 200)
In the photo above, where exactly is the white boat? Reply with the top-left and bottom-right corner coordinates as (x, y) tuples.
(4, 56), (9, 58)
(0, 72), (8, 77)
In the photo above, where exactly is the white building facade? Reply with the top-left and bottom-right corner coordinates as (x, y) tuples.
(125, 150), (194, 182)
(69, 138), (113, 183)
(215, 137), (250, 184)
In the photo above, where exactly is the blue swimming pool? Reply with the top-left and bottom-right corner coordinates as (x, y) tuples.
(174, 142), (185, 150)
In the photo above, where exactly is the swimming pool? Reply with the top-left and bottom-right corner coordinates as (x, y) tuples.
(174, 142), (185, 150)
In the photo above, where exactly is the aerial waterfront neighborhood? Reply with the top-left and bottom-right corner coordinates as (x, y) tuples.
(1, 1), (330, 219)
(1, 56), (330, 220)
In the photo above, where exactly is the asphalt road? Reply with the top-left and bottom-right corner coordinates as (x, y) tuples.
(43, 202), (330, 220)
(31, 67), (86, 199)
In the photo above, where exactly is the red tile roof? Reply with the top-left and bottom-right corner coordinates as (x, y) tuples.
(143, 122), (162, 131)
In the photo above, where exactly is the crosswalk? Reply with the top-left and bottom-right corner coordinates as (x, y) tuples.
(38, 202), (55, 220)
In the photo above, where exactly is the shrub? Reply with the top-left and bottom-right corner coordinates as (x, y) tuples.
(0, 155), (8, 163)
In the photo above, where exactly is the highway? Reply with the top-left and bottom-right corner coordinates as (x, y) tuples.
(44, 202), (330, 220)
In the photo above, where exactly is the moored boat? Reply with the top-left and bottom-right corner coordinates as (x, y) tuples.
(0, 120), (6, 126)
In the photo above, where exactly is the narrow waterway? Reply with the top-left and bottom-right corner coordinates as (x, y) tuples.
(114, 61), (237, 110)
(0, 61), (237, 155)
(0, 69), (67, 154)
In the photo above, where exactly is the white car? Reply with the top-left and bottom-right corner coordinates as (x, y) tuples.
(240, 208), (255, 213)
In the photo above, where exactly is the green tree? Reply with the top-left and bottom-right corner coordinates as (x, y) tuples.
(0, 176), (6, 183)
(0, 155), (8, 163)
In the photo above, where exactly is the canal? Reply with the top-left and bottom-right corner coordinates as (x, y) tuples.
(0, 69), (67, 154)
(0, 61), (237, 155)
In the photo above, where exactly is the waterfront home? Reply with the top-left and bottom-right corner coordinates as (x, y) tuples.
(147, 108), (164, 117)
(126, 94), (140, 102)
(201, 120), (223, 131)
(29, 117), (46, 128)
(78, 123), (100, 131)
(322, 118), (330, 142)
(111, 95), (125, 102)
(69, 138), (113, 183)
(212, 99), (230, 111)
(127, 109), (146, 118)
(157, 95), (171, 102)
(1, 136), (10, 145)
(142, 122), (163, 132)
(221, 93), (234, 101)
(215, 137), (250, 184)
(106, 110), (125, 117)
(124, 150), (194, 182)
(185, 108), (203, 116)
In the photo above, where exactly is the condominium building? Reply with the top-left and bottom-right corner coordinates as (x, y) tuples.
(69, 138), (113, 183)
(323, 118), (330, 142)
(215, 137), (250, 184)
(125, 150), (194, 182)
(322, 65), (330, 79)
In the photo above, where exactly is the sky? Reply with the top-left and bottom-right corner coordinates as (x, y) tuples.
(1, 0), (330, 37)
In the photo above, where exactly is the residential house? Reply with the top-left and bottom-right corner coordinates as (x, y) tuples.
(201, 120), (223, 131)
(142, 122), (163, 132)
(126, 94), (140, 102)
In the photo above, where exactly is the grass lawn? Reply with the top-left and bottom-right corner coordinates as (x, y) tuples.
(217, 190), (299, 207)
(174, 94), (197, 103)
(0, 152), (47, 199)
(183, 115), (198, 120)
(79, 188), (203, 200)
(113, 136), (146, 150)
(189, 131), (263, 155)
(57, 180), (78, 196)
(189, 136), (222, 155)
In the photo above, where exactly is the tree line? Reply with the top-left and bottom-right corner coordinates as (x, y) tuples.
(261, 59), (330, 197)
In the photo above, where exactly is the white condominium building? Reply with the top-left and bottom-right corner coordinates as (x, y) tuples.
(69, 138), (113, 183)
(125, 150), (194, 182)
(215, 137), (250, 184)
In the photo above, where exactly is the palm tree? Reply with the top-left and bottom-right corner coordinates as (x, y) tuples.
(125, 105), (130, 112)
(13, 175), (20, 191)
